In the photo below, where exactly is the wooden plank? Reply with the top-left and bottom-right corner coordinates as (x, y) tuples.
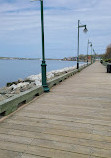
(0, 149), (22, 158)
(0, 62), (111, 157)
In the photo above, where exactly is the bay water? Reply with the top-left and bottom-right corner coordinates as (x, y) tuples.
(0, 59), (84, 88)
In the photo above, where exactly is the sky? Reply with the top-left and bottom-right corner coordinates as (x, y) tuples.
(0, 0), (111, 59)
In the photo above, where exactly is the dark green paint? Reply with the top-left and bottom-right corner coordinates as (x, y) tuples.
(77, 20), (88, 69)
(40, 0), (49, 92)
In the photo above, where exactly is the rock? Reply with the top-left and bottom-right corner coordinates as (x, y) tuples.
(53, 72), (61, 77)
(20, 87), (28, 92)
(0, 64), (88, 101)
(18, 78), (24, 83)
(12, 81), (18, 85)
(19, 82), (36, 92)
(25, 74), (41, 82)
(6, 81), (18, 87)
(47, 72), (54, 80)
(10, 82), (29, 90)
(27, 82), (35, 89)
(25, 74), (42, 87)
(5, 94), (15, 98)
(34, 80), (41, 86)
(6, 82), (13, 87)
(11, 88), (20, 94)
(14, 88), (21, 94)
(20, 85), (29, 92)
(24, 66), (80, 86)
(0, 87), (12, 94)
(0, 94), (6, 101)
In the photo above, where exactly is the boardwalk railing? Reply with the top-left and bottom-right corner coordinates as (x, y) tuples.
(0, 64), (90, 117)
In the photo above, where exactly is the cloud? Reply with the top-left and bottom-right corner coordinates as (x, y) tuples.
(0, 0), (111, 58)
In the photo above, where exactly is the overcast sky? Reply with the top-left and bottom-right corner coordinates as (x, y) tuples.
(0, 0), (111, 59)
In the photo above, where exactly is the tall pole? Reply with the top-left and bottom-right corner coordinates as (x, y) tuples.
(77, 20), (80, 69)
(40, 0), (49, 92)
(93, 49), (96, 63)
(87, 39), (89, 66)
(41, 0), (45, 61)
(94, 51), (96, 62)
(91, 44), (92, 64)
(77, 20), (88, 69)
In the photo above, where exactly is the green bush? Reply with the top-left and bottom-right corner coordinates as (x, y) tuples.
(104, 59), (111, 63)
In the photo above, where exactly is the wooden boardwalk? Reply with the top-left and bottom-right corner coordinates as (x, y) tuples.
(0, 62), (111, 158)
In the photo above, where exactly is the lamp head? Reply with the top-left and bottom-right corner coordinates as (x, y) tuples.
(83, 25), (88, 33)
(90, 43), (92, 47)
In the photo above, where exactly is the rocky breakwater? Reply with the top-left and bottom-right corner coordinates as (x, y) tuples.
(0, 64), (85, 101)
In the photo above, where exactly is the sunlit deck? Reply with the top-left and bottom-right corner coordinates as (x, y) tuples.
(0, 62), (111, 158)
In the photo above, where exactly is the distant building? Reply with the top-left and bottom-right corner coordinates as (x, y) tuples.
(62, 57), (77, 61)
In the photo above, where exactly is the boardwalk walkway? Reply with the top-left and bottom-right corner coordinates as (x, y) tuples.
(0, 62), (111, 158)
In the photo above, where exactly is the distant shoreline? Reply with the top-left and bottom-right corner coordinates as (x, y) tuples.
(0, 57), (61, 61)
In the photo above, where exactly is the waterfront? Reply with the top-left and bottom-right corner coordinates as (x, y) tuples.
(0, 59), (85, 88)
(1, 62), (111, 158)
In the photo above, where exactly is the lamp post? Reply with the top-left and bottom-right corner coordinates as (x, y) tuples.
(87, 40), (92, 65)
(93, 49), (96, 63)
(77, 20), (88, 69)
(90, 43), (93, 64)
(31, 0), (49, 92)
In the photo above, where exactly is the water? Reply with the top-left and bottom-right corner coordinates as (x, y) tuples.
(0, 59), (84, 88)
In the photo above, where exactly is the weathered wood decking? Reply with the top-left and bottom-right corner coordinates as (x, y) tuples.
(0, 62), (111, 158)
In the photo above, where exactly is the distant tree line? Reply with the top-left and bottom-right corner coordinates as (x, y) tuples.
(103, 44), (111, 60)
(62, 54), (103, 62)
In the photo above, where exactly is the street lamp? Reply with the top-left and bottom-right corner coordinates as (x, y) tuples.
(93, 49), (96, 62)
(90, 43), (93, 64)
(87, 40), (92, 65)
(31, 0), (49, 92)
(77, 20), (88, 69)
